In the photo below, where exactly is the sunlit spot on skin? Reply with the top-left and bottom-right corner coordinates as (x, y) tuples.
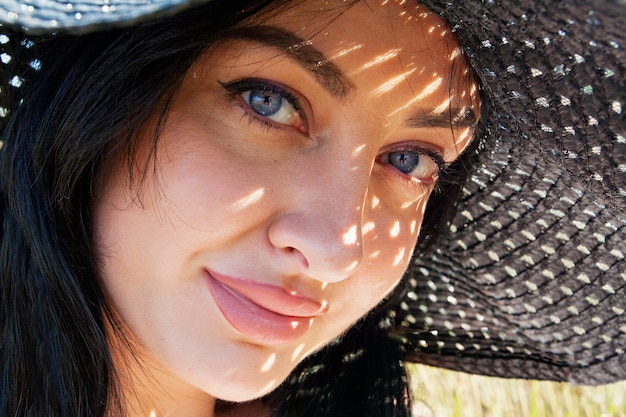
(261, 353), (276, 372)
(341, 260), (359, 275)
(329, 43), (363, 60)
(308, 340), (329, 356)
(228, 188), (265, 211)
(390, 221), (400, 238)
(321, 281), (329, 290)
(369, 250), (381, 259)
(418, 200), (428, 217)
(432, 98), (453, 115)
(429, 24), (448, 36)
(362, 221), (376, 235)
(457, 127), (472, 143)
(393, 247), (407, 266)
(342, 225), (358, 245)
(380, 0), (407, 5)
(442, 127), (474, 160)
(450, 47), (461, 60)
(150, 411), (157, 417)
(410, 220), (417, 235)
(371, 67), (418, 96)
(401, 191), (426, 208)
(371, 196), (380, 209)
(291, 343), (306, 362)
(257, 380), (277, 396)
(388, 77), (443, 117)
(290, 340), (329, 368)
(352, 144), (367, 157)
(353, 49), (400, 74)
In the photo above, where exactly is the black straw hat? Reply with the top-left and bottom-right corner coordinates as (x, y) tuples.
(1, 0), (625, 387)
(397, 0), (626, 385)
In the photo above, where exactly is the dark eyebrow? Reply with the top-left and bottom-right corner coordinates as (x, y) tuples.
(222, 25), (355, 99)
(405, 107), (478, 129)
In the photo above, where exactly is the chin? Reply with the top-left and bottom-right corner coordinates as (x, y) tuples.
(208, 378), (283, 403)
(188, 358), (294, 403)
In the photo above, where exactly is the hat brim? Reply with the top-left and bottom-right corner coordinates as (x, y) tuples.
(0, 0), (200, 33)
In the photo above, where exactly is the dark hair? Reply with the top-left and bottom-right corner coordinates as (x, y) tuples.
(0, 2), (280, 415)
(0, 2), (479, 416)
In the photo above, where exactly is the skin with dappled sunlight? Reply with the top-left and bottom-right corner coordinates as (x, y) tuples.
(92, 1), (480, 416)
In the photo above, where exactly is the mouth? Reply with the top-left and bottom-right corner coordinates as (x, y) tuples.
(205, 270), (328, 345)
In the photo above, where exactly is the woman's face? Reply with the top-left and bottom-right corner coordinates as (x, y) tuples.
(94, 0), (479, 406)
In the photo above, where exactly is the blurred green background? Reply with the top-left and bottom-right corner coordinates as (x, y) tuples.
(409, 364), (626, 417)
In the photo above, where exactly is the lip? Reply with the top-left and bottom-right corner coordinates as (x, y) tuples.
(205, 270), (328, 345)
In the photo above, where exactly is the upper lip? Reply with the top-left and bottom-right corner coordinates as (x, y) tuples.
(207, 269), (329, 318)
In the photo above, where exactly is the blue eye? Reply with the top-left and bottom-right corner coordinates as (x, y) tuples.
(247, 89), (283, 116)
(222, 79), (307, 133)
(241, 87), (300, 126)
(388, 150), (421, 174)
(380, 148), (442, 183)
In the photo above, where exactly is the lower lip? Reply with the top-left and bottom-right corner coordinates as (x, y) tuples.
(206, 274), (314, 345)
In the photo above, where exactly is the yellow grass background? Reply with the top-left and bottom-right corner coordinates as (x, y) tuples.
(408, 364), (626, 417)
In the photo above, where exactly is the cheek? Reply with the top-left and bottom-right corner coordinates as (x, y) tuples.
(150, 131), (275, 234)
(352, 192), (428, 304)
(362, 187), (428, 267)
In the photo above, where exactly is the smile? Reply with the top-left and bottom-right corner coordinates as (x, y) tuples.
(205, 270), (328, 345)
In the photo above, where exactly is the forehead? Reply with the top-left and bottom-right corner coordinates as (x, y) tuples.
(255, 0), (477, 122)
(270, 0), (456, 54)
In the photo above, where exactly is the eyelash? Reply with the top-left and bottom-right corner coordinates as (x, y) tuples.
(219, 78), (308, 134)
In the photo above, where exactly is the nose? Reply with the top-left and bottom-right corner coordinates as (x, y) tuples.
(267, 165), (368, 283)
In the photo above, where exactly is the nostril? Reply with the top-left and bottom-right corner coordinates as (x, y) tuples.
(286, 246), (309, 269)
